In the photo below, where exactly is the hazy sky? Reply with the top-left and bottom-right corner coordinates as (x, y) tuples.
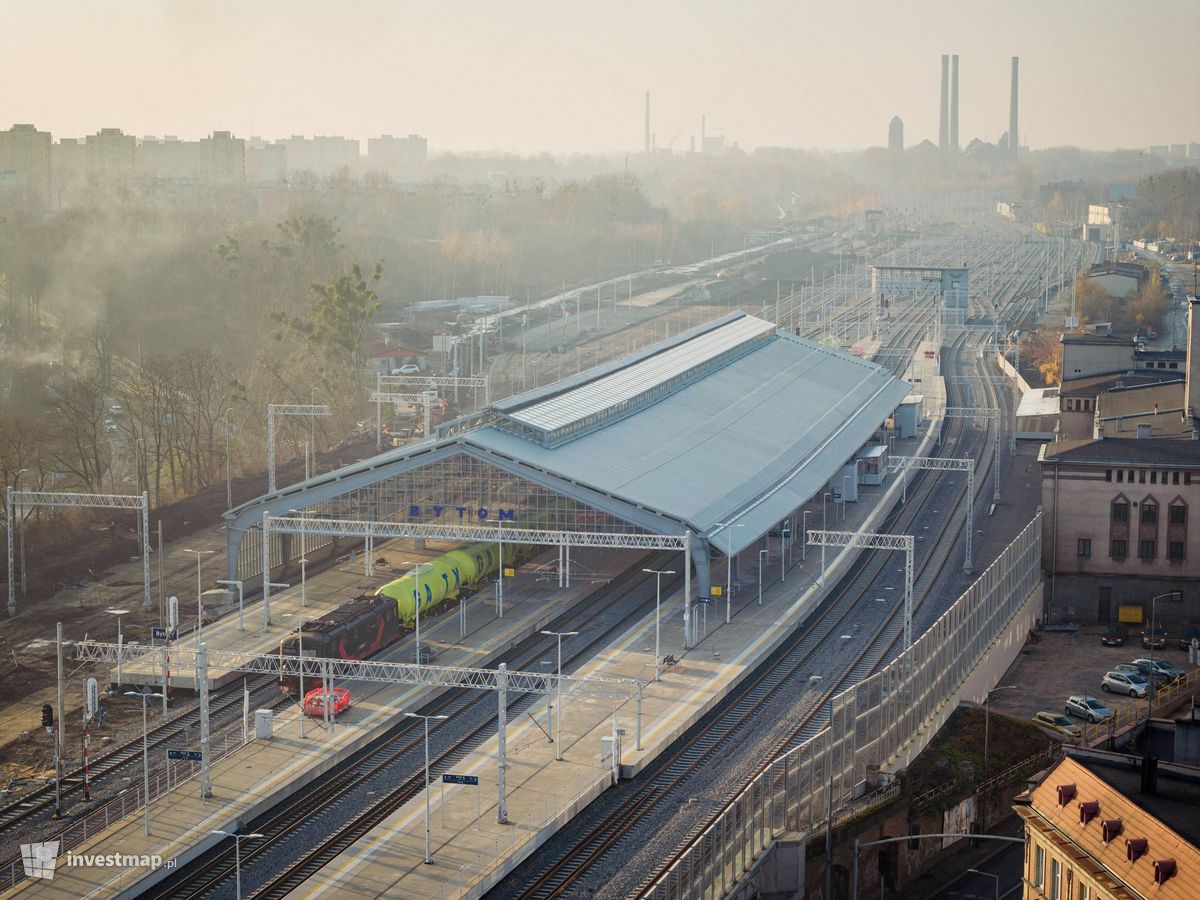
(2, 0), (1197, 154)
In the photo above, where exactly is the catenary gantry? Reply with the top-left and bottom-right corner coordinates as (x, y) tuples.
(224, 312), (910, 602)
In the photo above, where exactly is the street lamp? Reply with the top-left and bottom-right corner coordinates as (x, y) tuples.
(281, 613), (316, 739)
(642, 569), (674, 681)
(758, 549), (768, 605)
(212, 829), (264, 899)
(106, 608), (130, 690)
(124, 690), (163, 835)
(802, 510), (812, 562)
(15, 468), (27, 598)
(983, 685), (1018, 780)
(714, 521), (745, 624)
(541, 630), (578, 760)
(403, 561), (431, 665)
(216, 579), (244, 632)
(404, 712), (448, 864)
(183, 548), (215, 648)
(967, 868), (999, 900)
(1147, 592), (1182, 723)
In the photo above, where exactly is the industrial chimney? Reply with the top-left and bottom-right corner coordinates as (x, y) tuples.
(1009, 57), (1019, 159)
(950, 54), (959, 151)
(1185, 295), (1200, 427)
(701, 114), (706, 153)
(644, 92), (651, 155)
(939, 55), (949, 151)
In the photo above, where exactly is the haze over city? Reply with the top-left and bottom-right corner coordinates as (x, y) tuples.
(2, 0), (1197, 153)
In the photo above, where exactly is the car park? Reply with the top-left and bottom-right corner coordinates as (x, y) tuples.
(1064, 695), (1113, 724)
(1131, 657), (1187, 681)
(1141, 625), (1168, 649)
(1102, 670), (1148, 697)
(1033, 711), (1083, 739)
(1100, 625), (1128, 647)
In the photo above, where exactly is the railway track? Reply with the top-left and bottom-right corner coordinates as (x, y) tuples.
(144, 552), (675, 900)
(508, 322), (995, 899)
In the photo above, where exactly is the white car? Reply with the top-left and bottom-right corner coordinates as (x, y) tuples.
(1065, 695), (1112, 724)
(390, 364), (421, 376)
(108, 404), (124, 416)
(103, 419), (119, 433)
(1101, 670), (1147, 697)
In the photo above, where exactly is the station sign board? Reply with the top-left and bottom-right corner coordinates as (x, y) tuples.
(442, 773), (479, 786)
(167, 749), (203, 761)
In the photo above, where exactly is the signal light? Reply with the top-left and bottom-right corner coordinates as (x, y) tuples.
(41, 704), (54, 730)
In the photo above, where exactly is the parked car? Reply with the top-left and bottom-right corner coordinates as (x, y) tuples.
(390, 364), (421, 376)
(1142, 625), (1168, 649)
(302, 686), (351, 718)
(1179, 625), (1200, 650)
(1033, 711), (1083, 739)
(103, 419), (119, 433)
(1065, 695), (1113, 724)
(1116, 661), (1170, 687)
(1100, 625), (1128, 647)
(108, 404), (124, 416)
(1131, 657), (1187, 681)
(1102, 670), (1148, 697)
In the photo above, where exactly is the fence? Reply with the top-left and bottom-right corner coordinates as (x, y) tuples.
(1081, 666), (1200, 748)
(643, 512), (1043, 900)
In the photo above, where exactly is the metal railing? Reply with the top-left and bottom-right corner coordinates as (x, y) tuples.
(643, 512), (1043, 900)
(1081, 667), (1200, 748)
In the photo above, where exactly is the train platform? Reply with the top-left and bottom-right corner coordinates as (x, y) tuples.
(113, 539), (463, 692)
(6, 547), (642, 900)
(286, 382), (949, 899)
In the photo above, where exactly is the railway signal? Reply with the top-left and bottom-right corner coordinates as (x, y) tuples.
(40, 703), (53, 732)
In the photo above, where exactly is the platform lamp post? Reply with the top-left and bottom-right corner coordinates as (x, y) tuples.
(403, 561), (431, 666)
(642, 568), (674, 681)
(541, 630), (578, 760)
(1147, 591), (1182, 723)
(281, 612), (316, 739)
(802, 511), (812, 562)
(714, 521), (744, 624)
(124, 690), (163, 835)
(224, 406), (234, 511)
(183, 548), (215, 649)
(405, 712), (448, 864)
(212, 829), (264, 900)
(821, 492), (832, 582)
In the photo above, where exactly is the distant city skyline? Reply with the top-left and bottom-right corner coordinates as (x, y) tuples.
(2, 0), (1197, 155)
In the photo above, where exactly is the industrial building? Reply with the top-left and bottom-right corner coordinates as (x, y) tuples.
(224, 312), (910, 601)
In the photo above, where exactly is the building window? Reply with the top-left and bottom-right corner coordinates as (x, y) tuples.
(1142, 503), (1157, 525)
(1034, 844), (1046, 888)
(1111, 539), (1127, 560)
(1079, 883), (1091, 900)
(1187, 472), (1193, 485)
(1139, 470), (1146, 484)
(1112, 502), (1129, 522)
(1129, 470), (1135, 482)
(1051, 858), (1062, 899)
(1170, 504), (1187, 525)
(1117, 470), (1124, 483)
(1170, 362), (1178, 369)
(1105, 469), (1112, 482)
(1077, 538), (1092, 558)
(1174, 472), (1181, 485)
(1140, 539), (1157, 560)
(1151, 471), (1158, 484)
(1169, 542), (1185, 561)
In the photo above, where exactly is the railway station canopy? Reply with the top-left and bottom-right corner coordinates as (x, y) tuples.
(225, 312), (909, 594)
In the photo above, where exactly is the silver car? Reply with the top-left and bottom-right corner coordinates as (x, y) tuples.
(1102, 670), (1148, 697)
(1130, 657), (1186, 681)
(1065, 695), (1112, 724)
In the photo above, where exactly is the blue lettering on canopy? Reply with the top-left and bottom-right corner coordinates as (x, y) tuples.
(498, 508), (516, 521)
(477, 508), (487, 520)
(409, 504), (420, 517)
(406, 505), (518, 520)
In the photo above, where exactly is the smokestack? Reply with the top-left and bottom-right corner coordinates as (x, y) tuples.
(644, 92), (651, 155)
(1010, 57), (1019, 159)
(939, 54), (949, 151)
(701, 114), (706, 152)
(950, 54), (959, 151)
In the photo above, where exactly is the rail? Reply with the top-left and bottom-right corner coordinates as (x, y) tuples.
(642, 512), (1041, 899)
